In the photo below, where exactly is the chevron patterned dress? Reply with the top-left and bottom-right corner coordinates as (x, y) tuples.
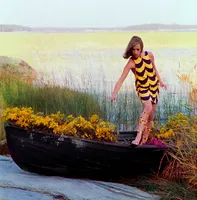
(133, 51), (159, 104)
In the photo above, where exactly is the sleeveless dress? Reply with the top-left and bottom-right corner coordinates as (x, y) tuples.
(132, 51), (159, 104)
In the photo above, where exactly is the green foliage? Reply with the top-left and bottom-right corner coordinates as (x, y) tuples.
(152, 113), (197, 189)
(123, 177), (197, 200)
(160, 181), (197, 200)
(104, 91), (141, 130)
(0, 78), (103, 118)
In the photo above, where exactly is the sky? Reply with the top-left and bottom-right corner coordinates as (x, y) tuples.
(0, 0), (197, 28)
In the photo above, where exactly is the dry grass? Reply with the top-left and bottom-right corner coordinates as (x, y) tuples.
(189, 87), (197, 107)
(176, 65), (197, 109)
(123, 176), (197, 200)
(160, 145), (197, 189)
(153, 114), (197, 190)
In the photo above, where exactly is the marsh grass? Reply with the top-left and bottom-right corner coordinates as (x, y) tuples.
(0, 72), (195, 136)
(0, 77), (103, 116)
(157, 95), (194, 122)
(125, 177), (197, 200)
(150, 113), (197, 192)
(160, 139), (197, 190)
(159, 181), (197, 200)
(0, 31), (197, 198)
(105, 91), (142, 130)
(106, 83), (194, 130)
(0, 72), (196, 199)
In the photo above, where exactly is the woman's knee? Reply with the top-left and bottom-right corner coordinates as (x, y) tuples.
(143, 104), (152, 114)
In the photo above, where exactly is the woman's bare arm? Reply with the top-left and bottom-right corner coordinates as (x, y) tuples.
(111, 59), (135, 101)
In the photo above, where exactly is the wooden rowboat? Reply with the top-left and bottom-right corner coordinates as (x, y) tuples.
(5, 124), (168, 180)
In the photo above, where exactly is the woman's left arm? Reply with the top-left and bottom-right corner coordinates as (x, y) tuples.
(149, 52), (167, 90)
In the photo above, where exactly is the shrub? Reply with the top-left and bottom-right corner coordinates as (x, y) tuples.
(152, 113), (197, 189)
(2, 107), (119, 143)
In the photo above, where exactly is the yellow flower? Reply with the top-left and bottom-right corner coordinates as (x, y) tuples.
(2, 107), (118, 143)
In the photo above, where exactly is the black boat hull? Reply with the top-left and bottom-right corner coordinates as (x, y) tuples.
(5, 124), (168, 179)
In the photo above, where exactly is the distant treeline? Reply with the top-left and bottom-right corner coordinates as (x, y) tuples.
(0, 24), (31, 32)
(124, 23), (197, 30)
(0, 24), (197, 32)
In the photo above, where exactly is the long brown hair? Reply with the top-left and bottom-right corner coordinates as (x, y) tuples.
(123, 36), (144, 59)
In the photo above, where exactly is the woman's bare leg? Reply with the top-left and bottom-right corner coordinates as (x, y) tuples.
(140, 103), (157, 144)
(132, 101), (152, 145)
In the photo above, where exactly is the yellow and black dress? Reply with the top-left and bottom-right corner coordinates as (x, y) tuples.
(132, 51), (159, 104)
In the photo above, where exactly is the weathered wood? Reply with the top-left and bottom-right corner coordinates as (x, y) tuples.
(5, 124), (169, 180)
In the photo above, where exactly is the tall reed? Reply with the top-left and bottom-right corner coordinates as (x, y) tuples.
(0, 77), (102, 117)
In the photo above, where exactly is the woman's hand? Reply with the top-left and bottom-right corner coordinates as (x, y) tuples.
(111, 95), (117, 102)
(110, 59), (134, 103)
(160, 81), (167, 90)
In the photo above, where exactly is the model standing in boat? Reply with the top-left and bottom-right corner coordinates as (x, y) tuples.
(111, 36), (167, 145)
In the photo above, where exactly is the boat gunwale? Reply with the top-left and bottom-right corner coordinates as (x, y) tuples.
(4, 123), (170, 149)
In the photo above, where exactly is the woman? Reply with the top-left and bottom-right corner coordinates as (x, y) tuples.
(111, 36), (167, 145)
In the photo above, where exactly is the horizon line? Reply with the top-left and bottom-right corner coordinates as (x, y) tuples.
(1, 23), (197, 29)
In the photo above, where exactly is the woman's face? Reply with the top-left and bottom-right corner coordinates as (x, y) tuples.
(132, 43), (142, 58)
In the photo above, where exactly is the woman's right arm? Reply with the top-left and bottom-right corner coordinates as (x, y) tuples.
(111, 59), (134, 102)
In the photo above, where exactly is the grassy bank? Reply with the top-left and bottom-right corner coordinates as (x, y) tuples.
(0, 31), (196, 198)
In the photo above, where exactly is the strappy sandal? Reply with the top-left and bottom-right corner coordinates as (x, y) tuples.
(140, 135), (148, 145)
(140, 127), (151, 145)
